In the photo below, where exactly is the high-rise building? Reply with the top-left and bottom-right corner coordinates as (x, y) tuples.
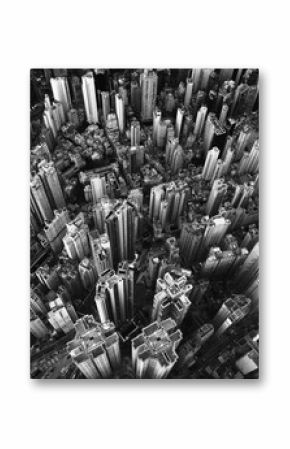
(238, 139), (259, 175)
(149, 181), (189, 230)
(115, 93), (125, 133)
(38, 161), (66, 210)
(203, 215), (231, 248)
(130, 80), (141, 115)
(165, 137), (179, 165)
(203, 113), (226, 155)
(194, 105), (208, 137)
(78, 257), (97, 290)
(156, 121), (167, 148)
(30, 288), (47, 316)
(149, 184), (165, 221)
(191, 69), (203, 93)
(127, 188), (143, 212)
(130, 120), (141, 146)
(92, 197), (118, 234)
(212, 295), (252, 337)
(82, 72), (99, 124)
(128, 145), (145, 172)
(43, 93), (66, 137)
(231, 182), (255, 209)
(94, 261), (135, 325)
(105, 200), (139, 267)
(169, 144), (183, 175)
(201, 146), (220, 181)
(180, 221), (205, 265)
(182, 113), (193, 140)
(101, 91), (110, 120)
(200, 246), (248, 279)
(221, 145), (234, 175)
(63, 214), (90, 261)
(47, 296), (77, 335)
(219, 103), (229, 126)
(175, 107), (184, 138)
(30, 316), (50, 339)
(234, 242), (259, 295)
(200, 68), (212, 91)
(71, 76), (83, 108)
(36, 263), (61, 291)
(89, 231), (113, 276)
(50, 77), (72, 114)
(44, 208), (70, 254)
(67, 315), (120, 379)
(90, 175), (107, 203)
(184, 77), (193, 107)
(153, 107), (162, 144)
(152, 271), (192, 325)
(30, 175), (54, 223)
(205, 178), (228, 216)
(132, 318), (182, 378)
(140, 70), (158, 121)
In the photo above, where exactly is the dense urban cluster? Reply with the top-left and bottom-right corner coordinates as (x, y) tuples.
(30, 68), (259, 379)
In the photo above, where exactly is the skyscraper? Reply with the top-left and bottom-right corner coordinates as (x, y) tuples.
(82, 72), (99, 124)
(101, 91), (110, 120)
(194, 105), (208, 137)
(152, 271), (192, 325)
(205, 178), (228, 216)
(43, 95), (66, 138)
(78, 257), (97, 290)
(130, 120), (141, 146)
(234, 242), (259, 300)
(132, 318), (182, 378)
(130, 80), (141, 115)
(89, 231), (113, 276)
(184, 77), (193, 107)
(191, 69), (203, 93)
(50, 77), (72, 114)
(203, 215), (231, 248)
(149, 181), (189, 230)
(201, 146), (220, 181)
(170, 143), (184, 175)
(115, 93), (125, 133)
(105, 200), (139, 267)
(140, 70), (158, 122)
(30, 175), (54, 223)
(175, 107), (184, 138)
(212, 295), (252, 337)
(90, 175), (107, 203)
(180, 221), (205, 265)
(63, 214), (90, 261)
(30, 316), (50, 339)
(203, 113), (226, 155)
(38, 161), (66, 210)
(67, 315), (120, 379)
(47, 296), (77, 335)
(153, 107), (162, 144)
(94, 261), (135, 325)
(92, 197), (118, 234)
(44, 208), (70, 254)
